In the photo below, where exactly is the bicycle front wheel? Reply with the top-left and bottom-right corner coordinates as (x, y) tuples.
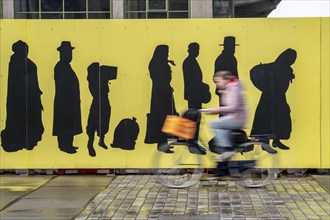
(152, 141), (204, 188)
(229, 143), (278, 187)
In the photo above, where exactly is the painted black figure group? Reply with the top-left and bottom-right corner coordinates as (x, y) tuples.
(144, 36), (297, 155)
(1, 37), (297, 156)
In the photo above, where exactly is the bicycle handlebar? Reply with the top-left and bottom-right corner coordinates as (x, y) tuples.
(198, 109), (211, 113)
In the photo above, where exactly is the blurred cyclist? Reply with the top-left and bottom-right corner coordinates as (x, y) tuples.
(206, 70), (247, 160)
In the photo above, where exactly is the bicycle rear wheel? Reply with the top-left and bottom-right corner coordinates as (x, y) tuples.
(229, 143), (278, 187)
(152, 141), (204, 188)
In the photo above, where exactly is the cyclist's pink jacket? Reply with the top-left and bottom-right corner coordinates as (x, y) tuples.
(214, 81), (247, 126)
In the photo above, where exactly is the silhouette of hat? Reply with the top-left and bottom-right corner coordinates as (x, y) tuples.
(57, 41), (75, 51)
(219, 36), (239, 46)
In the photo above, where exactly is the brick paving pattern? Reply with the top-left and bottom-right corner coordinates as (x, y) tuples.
(75, 175), (330, 220)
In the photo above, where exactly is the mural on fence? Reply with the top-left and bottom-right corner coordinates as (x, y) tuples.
(250, 48), (297, 152)
(144, 45), (178, 153)
(0, 18), (329, 168)
(182, 42), (211, 154)
(53, 41), (82, 154)
(86, 62), (117, 157)
(1, 40), (44, 152)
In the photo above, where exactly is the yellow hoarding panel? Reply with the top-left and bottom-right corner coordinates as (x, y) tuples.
(0, 18), (329, 168)
(321, 18), (330, 168)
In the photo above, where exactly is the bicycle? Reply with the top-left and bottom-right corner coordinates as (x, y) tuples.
(152, 109), (279, 188)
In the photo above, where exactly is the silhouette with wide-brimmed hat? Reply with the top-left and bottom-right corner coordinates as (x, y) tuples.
(213, 36), (240, 117)
(53, 41), (82, 154)
(214, 36), (239, 78)
(208, 36), (241, 150)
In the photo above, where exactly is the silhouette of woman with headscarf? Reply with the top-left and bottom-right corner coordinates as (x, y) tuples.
(53, 41), (82, 154)
(250, 48), (297, 151)
(145, 45), (178, 153)
(1, 40), (44, 152)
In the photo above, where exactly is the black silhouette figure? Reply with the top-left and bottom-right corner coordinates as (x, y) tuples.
(144, 45), (178, 153)
(1, 40), (44, 152)
(214, 36), (239, 78)
(86, 62), (117, 157)
(250, 48), (297, 151)
(182, 42), (211, 154)
(214, 36), (240, 117)
(53, 41), (82, 154)
(208, 36), (240, 150)
(111, 117), (140, 150)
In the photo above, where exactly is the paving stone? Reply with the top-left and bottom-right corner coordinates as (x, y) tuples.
(68, 175), (330, 220)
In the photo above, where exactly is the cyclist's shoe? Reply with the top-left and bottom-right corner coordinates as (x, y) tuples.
(188, 141), (206, 155)
(157, 144), (174, 153)
(261, 143), (277, 154)
(244, 144), (254, 152)
(272, 140), (290, 150)
(219, 151), (236, 161)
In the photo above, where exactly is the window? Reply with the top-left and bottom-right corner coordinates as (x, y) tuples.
(15, 0), (112, 19)
(213, 0), (233, 18)
(125, 0), (189, 19)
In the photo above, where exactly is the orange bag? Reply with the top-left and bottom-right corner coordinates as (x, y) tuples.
(162, 115), (197, 139)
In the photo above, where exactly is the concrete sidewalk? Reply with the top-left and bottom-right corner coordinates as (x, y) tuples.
(0, 175), (114, 220)
(0, 174), (329, 220)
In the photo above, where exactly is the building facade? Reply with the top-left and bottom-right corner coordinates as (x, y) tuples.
(0, 0), (281, 19)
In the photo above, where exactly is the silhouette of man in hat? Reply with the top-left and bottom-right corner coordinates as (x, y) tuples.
(53, 41), (82, 154)
(214, 36), (239, 78)
(214, 36), (240, 116)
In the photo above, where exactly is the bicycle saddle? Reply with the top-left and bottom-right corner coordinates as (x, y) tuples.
(230, 129), (250, 144)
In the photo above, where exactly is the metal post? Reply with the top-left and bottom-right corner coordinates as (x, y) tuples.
(2, 0), (14, 18)
(113, 0), (124, 19)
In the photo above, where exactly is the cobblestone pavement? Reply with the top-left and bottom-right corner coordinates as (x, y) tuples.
(75, 175), (330, 220)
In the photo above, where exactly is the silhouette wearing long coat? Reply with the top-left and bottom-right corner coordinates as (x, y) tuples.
(182, 42), (210, 154)
(144, 45), (178, 153)
(1, 40), (44, 152)
(250, 48), (297, 150)
(53, 41), (82, 154)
